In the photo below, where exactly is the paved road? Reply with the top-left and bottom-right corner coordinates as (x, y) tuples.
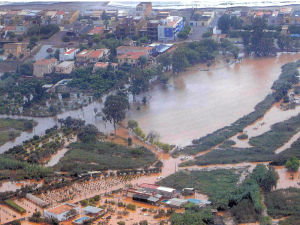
(187, 15), (220, 41)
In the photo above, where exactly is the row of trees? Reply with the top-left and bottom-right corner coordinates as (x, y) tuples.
(157, 39), (238, 73)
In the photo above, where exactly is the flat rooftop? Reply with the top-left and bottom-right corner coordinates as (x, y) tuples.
(47, 204), (75, 215)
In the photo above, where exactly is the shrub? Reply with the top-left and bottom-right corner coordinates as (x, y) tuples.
(237, 133), (248, 139)
(285, 156), (300, 171)
(126, 204), (136, 210)
(61, 92), (71, 98)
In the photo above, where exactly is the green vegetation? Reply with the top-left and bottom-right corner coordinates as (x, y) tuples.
(126, 204), (136, 210)
(279, 216), (300, 225)
(102, 90), (130, 132)
(265, 188), (300, 218)
(178, 26), (192, 39)
(4, 200), (26, 214)
(237, 133), (248, 140)
(170, 207), (213, 225)
(285, 156), (300, 171)
(157, 169), (242, 197)
(161, 164), (277, 224)
(0, 155), (53, 180)
(55, 141), (157, 174)
(231, 199), (259, 223)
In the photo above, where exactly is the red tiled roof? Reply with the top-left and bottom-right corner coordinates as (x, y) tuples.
(118, 52), (146, 60)
(3, 26), (16, 32)
(88, 26), (104, 34)
(7, 11), (19, 15)
(34, 58), (57, 65)
(94, 62), (109, 68)
(139, 183), (159, 189)
(63, 48), (78, 55)
(55, 11), (65, 16)
(117, 46), (152, 51)
(90, 50), (103, 58)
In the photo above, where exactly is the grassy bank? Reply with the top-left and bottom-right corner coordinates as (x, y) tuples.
(182, 112), (300, 166)
(265, 188), (300, 219)
(54, 141), (157, 173)
(182, 111), (300, 166)
(0, 118), (36, 146)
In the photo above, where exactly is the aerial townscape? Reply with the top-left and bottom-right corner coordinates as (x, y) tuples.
(2, 0), (300, 225)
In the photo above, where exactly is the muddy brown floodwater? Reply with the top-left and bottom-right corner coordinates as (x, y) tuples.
(0, 53), (300, 153)
(125, 53), (300, 147)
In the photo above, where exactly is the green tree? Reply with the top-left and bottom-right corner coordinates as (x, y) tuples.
(285, 156), (300, 171)
(128, 120), (138, 130)
(172, 48), (190, 73)
(54, 49), (60, 60)
(138, 55), (147, 69)
(104, 19), (109, 29)
(157, 52), (172, 70)
(129, 69), (151, 101)
(63, 36), (71, 42)
(217, 14), (230, 33)
(17, 36), (24, 42)
(230, 16), (242, 29)
(102, 90), (130, 132)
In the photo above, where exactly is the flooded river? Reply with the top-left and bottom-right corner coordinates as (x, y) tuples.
(1, 53), (300, 154)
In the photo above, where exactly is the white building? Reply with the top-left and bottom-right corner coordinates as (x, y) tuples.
(59, 48), (80, 62)
(44, 203), (79, 221)
(158, 16), (184, 43)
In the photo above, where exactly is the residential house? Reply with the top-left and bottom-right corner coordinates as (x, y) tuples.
(158, 16), (184, 42)
(55, 61), (75, 74)
(4, 11), (19, 25)
(278, 7), (293, 24)
(97, 48), (110, 60)
(288, 10), (300, 24)
(269, 10), (279, 25)
(93, 62), (118, 73)
(91, 11), (103, 20)
(61, 10), (79, 25)
(116, 46), (152, 58)
(3, 42), (28, 58)
(263, 10), (272, 23)
(132, 2), (152, 18)
(123, 40), (135, 46)
(76, 49), (94, 64)
(59, 48), (80, 62)
(118, 52), (146, 66)
(157, 11), (170, 19)
(189, 11), (215, 27)
(16, 22), (30, 36)
(33, 58), (57, 77)
(147, 20), (159, 41)
(105, 10), (118, 18)
(2, 25), (16, 38)
(42, 11), (57, 25)
(239, 9), (249, 24)
(90, 50), (104, 63)
(139, 25), (148, 37)
(87, 26), (104, 37)
(116, 16), (145, 39)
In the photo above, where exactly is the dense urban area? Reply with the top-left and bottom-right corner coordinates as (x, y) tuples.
(1, 1), (300, 225)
